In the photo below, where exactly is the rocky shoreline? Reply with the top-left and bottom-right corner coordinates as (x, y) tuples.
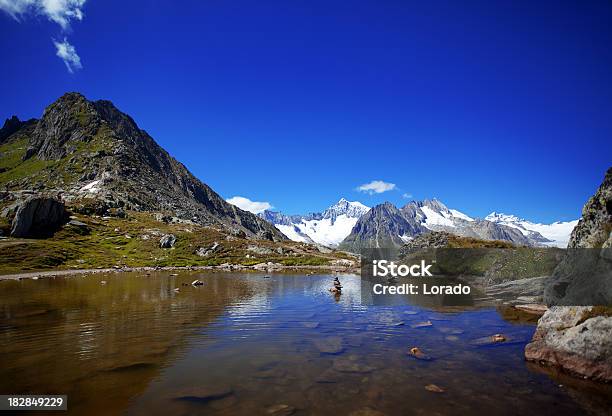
(0, 263), (360, 281)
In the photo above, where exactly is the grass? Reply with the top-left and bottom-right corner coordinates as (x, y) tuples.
(0, 210), (352, 275)
(0, 124), (115, 190)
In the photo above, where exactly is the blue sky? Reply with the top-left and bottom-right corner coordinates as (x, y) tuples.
(1, 0), (611, 222)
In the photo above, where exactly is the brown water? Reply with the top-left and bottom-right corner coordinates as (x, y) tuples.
(0, 272), (610, 415)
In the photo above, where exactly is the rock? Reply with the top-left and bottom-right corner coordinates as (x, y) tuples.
(196, 241), (220, 256)
(66, 219), (90, 235)
(247, 244), (273, 255)
(10, 196), (67, 237)
(229, 228), (247, 239)
(411, 321), (433, 329)
(407, 347), (432, 361)
(257, 229), (275, 241)
(514, 304), (548, 316)
(525, 306), (612, 381)
(424, 384), (445, 393)
(313, 336), (344, 354)
(191, 279), (204, 286)
(173, 384), (233, 402)
(471, 334), (514, 346)
(159, 234), (176, 248)
(265, 404), (295, 416)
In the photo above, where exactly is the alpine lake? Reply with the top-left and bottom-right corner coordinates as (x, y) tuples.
(1, 272), (610, 416)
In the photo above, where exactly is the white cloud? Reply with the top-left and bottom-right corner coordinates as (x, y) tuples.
(0, 0), (85, 29)
(53, 37), (81, 72)
(226, 196), (273, 214)
(40, 0), (86, 29)
(357, 180), (397, 194)
(402, 193), (413, 199)
(0, 0), (86, 72)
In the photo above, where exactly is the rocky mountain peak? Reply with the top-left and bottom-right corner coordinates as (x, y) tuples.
(421, 198), (449, 212)
(322, 198), (369, 221)
(1, 92), (286, 241)
(25, 92), (101, 161)
(0, 115), (24, 144)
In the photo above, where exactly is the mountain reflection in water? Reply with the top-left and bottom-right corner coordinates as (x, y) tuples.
(0, 272), (609, 416)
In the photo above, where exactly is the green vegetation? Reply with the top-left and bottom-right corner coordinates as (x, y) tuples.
(400, 234), (564, 283)
(0, 211), (352, 275)
(445, 235), (515, 248)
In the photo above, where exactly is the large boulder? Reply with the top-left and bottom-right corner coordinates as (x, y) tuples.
(525, 306), (612, 382)
(10, 196), (67, 238)
(159, 234), (176, 248)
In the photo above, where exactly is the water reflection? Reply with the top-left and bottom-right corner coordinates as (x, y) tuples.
(0, 272), (609, 416)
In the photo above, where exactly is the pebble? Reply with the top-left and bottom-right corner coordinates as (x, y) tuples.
(424, 384), (445, 393)
(408, 347), (432, 361)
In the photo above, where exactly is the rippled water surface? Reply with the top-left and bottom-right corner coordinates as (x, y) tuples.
(0, 272), (610, 415)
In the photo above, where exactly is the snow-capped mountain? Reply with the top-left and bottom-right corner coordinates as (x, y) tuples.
(259, 198), (370, 247)
(339, 198), (539, 252)
(485, 212), (578, 248)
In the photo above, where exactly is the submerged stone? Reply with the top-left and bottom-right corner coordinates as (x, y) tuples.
(172, 384), (233, 402)
(313, 336), (344, 354)
(424, 384), (445, 393)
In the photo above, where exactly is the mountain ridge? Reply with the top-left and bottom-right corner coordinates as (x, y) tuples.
(338, 198), (559, 252)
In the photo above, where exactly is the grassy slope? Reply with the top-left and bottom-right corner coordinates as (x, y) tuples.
(400, 234), (563, 283)
(0, 124), (355, 275)
(0, 211), (354, 275)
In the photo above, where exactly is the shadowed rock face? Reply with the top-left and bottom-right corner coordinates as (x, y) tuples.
(4, 92), (286, 241)
(338, 202), (425, 252)
(0, 116), (27, 144)
(527, 167), (612, 382)
(338, 199), (542, 253)
(10, 196), (67, 238)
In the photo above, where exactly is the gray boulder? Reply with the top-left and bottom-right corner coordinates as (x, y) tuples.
(10, 196), (67, 238)
(525, 306), (612, 381)
(159, 234), (176, 248)
(66, 219), (90, 235)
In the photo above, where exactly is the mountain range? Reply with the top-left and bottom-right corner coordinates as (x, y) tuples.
(259, 198), (369, 247)
(0, 92), (578, 253)
(262, 198), (577, 252)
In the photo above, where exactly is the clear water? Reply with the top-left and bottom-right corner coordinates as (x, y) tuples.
(0, 272), (610, 415)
